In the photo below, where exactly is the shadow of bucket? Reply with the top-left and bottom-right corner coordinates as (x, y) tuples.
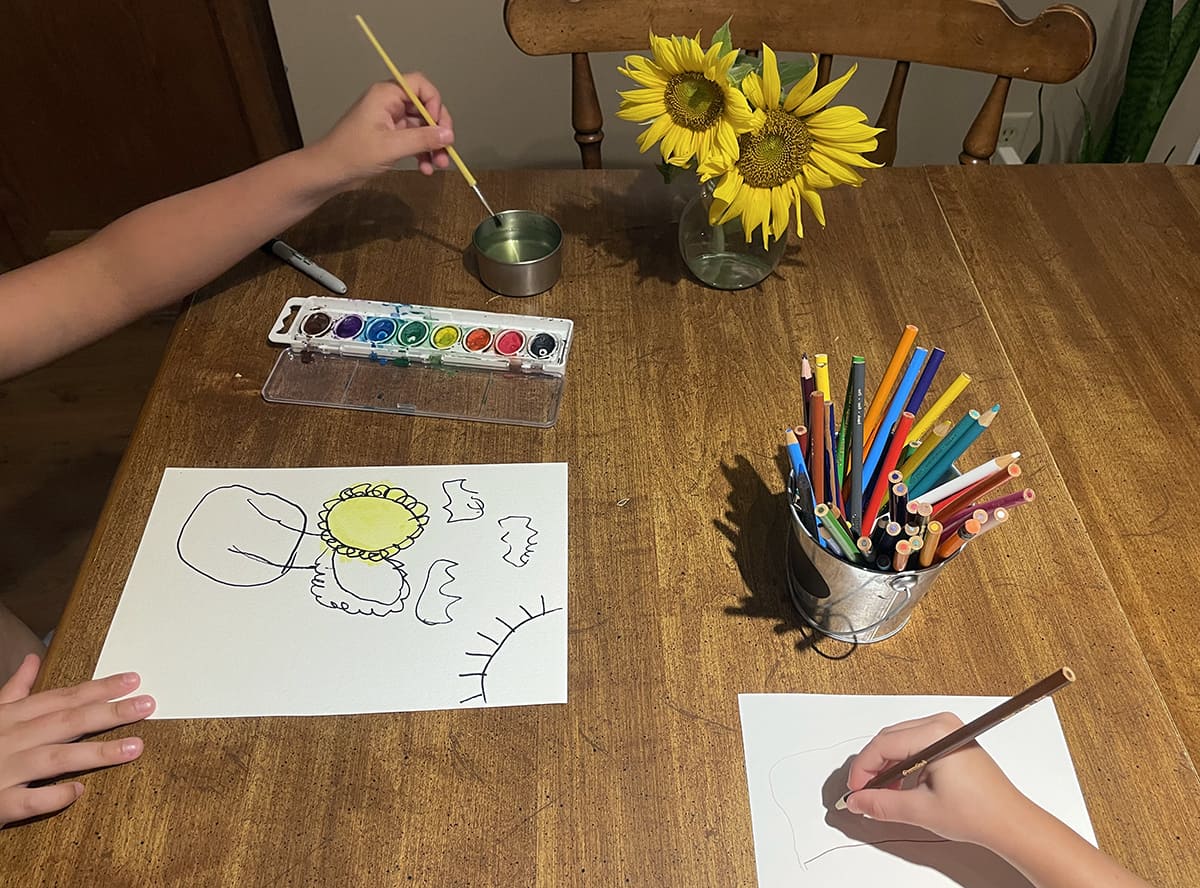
(786, 481), (960, 644)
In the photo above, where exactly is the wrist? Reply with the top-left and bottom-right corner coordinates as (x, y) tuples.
(289, 142), (360, 202)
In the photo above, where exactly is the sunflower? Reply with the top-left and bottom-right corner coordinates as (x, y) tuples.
(697, 46), (884, 246)
(617, 32), (756, 168)
(317, 483), (428, 561)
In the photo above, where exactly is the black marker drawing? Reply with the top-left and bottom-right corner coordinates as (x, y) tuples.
(415, 559), (461, 625)
(498, 515), (538, 567)
(460, 595), (564, 705)
(176, 482), (430, 617)
(442, 479), (485, 523)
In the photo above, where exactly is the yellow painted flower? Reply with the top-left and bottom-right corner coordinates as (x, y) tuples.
(698, 47), (884, 245)
(617, 32), (756, 168)
(317, 483), (428, 561)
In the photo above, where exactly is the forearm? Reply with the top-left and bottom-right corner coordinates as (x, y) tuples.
(0, 146), (348, 380)
(987, 802), (1153, 888)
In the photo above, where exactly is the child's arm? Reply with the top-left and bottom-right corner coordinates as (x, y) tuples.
(0, 77), (453, 381)
(0, 655), (154, 826)
(845, 713), (1153, 888)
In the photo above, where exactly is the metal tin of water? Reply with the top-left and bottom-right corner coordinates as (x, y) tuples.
(472, 210), (562, 297)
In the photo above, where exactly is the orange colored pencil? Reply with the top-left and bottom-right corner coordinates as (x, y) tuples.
(936, 517), (981, 561)
(863, 325), (918, 450)
(809, 391), (826, 506)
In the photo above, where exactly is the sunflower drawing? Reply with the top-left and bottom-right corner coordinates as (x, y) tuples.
(698, 46), (884, 245)
(617, 31), (756, 168)
(317, 483), (429, 561)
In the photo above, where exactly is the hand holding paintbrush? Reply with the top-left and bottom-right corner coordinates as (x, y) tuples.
(355, 15), (503, 226)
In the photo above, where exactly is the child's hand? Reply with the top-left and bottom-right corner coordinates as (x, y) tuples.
(0, 654), (154, 827)
(844, 712), (1031, 848)
(311, 79), (455, 188)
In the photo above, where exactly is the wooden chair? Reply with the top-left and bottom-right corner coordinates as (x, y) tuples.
(503, 0), (1095, 167)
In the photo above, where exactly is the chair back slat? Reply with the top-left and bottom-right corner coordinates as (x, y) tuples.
(571, 53), (604, 169)
(961, 75), (1013, 164)
(867, 61), (910, 167)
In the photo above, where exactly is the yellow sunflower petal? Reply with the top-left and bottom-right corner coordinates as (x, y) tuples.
(723, 87), (758, 131)
(635, 115), (673, 153)
(813, 142), (884, 169)
(801, 162), (835, 189)
(798, 183), (826, 227)
(795, 63), (859, 116)
(715, 120), (740, 164)
(742, 71), (765, 109)
(761, 45), (782, 109)
(806, 106), (869, 128)
(770, 185), (791, 239)
(810, 150), (865, 186)
(782, 55), (820, 112)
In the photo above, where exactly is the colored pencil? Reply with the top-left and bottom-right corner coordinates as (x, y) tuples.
(863, 347), (928, 487)
(836, 668), (1076, 809)
(897, 420), (952, 480)
(864, 324), (918, 446)
(970, 488), (1036, 514)
(856, 536), (874, 560)
(809, 391), (826, 506)
(815, 353), (831, 402)
(889, 482), (908, 523)
(910, 406), (999, 500)
(786, 428), (820, 541)
(933, 463), (1023, 522)
(942, 507), (988, 539)
(917, 452), (1020, 506)
(801, 354), (815, 429)
(863, 412), (916, 527)
(817, 504), (862, 562)
(837, 356), (863, 486)
(919, 520), (943, 567)
(848, 358), (866, 535)
(935, 517), (981, 561)
(905, 409), (981, 495)
(972, 506), (1010, 541)
(826, 401), (841, 513)
(795, 424), (810, 458)
(892, 539), (913, 571)
(903, 346), (945, 416)
(906, 371), (971, 446)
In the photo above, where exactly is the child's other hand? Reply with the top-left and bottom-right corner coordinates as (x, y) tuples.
(0, 654), (154, 827)
(844, 712), (1030, 848)
(312, 79), (454, 188)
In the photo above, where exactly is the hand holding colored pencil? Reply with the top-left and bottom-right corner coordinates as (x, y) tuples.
(786, 324), (1033, 572)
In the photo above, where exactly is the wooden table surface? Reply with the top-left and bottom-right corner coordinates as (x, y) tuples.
(7, 167), (1198, 886)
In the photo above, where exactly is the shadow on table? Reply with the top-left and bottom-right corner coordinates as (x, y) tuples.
(715, 452), (859, 660)
(546, 179), (686, 287)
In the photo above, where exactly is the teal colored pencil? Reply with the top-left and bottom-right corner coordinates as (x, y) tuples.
(907, 408), (980, 494)
(910, 405), (1000, 499)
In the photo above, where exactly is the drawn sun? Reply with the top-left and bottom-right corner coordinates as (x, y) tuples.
(317, 483), (429, 561)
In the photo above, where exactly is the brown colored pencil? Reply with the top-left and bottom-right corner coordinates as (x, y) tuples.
(919, 520), (943, 567)
(835, 667), (1076, 809)
(932, 463), (1022, 522)
(795, 424), (809, 459)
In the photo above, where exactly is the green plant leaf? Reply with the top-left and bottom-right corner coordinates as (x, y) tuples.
(711, 17), (734, 57)
(1075, 91), (1096, 162)
(1128, 0), (1200, 161)
(728, 58), (758, 87)
(1105, 0), (1171, 162)
(1025, 85), (1045, 164)
(1170, 0), (1199, 58)
(778, 59), (814, 92)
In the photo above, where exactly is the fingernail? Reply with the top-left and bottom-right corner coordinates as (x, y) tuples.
(121, 738), (142, 757)
(73, 782), (86, 798)
(133, 695), (154, 714)
(436, 127), (452, 144)
(120, 672), (139, 686)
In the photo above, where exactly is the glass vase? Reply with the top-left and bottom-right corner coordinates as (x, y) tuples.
(677, 181), (788, 290)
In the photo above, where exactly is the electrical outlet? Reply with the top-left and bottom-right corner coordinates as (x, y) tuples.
(999, 111), (1033, 149)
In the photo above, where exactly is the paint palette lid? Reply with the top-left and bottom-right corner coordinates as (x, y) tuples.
(263, 295), (573, 428)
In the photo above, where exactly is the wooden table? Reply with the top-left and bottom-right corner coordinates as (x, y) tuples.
(7, 168), (1198, 886)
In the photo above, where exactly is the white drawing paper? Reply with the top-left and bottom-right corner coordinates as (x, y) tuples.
(95, 464), (568, 718)
(738, 694), (1097, 888)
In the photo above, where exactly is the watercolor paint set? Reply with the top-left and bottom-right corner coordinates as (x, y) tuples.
(262, 296), (575, 427)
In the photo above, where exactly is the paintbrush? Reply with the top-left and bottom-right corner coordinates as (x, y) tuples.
(355, 15), (503, 227)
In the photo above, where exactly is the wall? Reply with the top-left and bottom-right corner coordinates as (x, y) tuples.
(270, 1), (1194, 168)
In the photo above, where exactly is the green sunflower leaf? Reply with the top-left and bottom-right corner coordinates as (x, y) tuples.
(778, 59), (814, 92)
(728, 57), (758, 87)
(711, 17), (734, 56)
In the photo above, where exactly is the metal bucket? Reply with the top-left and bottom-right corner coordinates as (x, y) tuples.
(786, 493), (956, 644)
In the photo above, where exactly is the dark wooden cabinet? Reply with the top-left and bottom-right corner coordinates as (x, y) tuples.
(0, 1), (299, 266)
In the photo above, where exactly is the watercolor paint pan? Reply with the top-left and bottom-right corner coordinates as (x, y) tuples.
(263, 295), (575, 428)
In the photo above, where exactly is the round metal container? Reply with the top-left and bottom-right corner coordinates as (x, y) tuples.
(785, 495), (958, 644)
(472, 210), (563, 297)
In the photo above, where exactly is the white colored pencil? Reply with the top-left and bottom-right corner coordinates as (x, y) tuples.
(913, 452), (1020, 505)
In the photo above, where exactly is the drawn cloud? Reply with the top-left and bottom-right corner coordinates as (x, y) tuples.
(310, 551), (411, 617)
(442, 479), (485, 523)
(498, 516), (538, 568)
(177, 485), (307, 587)
(416, 559), (462, 625)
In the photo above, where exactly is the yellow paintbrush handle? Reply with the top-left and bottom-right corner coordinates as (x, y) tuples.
(354, 15), (476, 187)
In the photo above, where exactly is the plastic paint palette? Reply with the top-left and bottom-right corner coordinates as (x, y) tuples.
(263, 296), (575, 428)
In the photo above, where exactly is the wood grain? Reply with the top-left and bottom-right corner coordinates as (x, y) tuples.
(930, 163), (1200, 766)
(3, 169), (1197, 886)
